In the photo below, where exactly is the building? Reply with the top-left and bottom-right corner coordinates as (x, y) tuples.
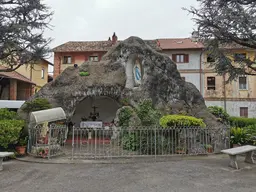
(158, 37), (204, 94)
(52, 33), (256, 118)
(203, 46), (256, 118)
(52, 33), (161, 79)
(0, 59), (53, 110)
(0, 66), (36, 110)
(15, 58), (53, 92)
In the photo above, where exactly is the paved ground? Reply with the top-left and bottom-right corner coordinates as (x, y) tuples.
(1, 155), (256, 192)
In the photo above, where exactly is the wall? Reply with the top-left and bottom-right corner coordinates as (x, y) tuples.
(205, 101), (256, 118)
(162, 49), (203, 70)
(180, 73), (202, 93)
(16, 59), (49, 88)
(17, 81), (31, 100)
(53, 51), (107, 78)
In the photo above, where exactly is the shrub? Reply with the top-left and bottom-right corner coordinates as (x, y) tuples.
(0, 120), (25, 149)
(135, 99), (161, 126)
(118, 107), (133, 127)
(22, 98), (52, 113)
(121, 132), (139, 151)
(208, 106), (230, 123)
(79, 71), (90, 76)
(159, 115), (206, 128)
(230, 127), (247, 145)
(229, 117), (256, 128)
(244, 124), (256, 145)
(0, 108), (19, 120)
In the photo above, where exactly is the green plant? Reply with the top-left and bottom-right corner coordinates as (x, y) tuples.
(230, 127), (247, 145)
(121, 132), (139, 151)
(208, 106), (230, 123)
(22, 98), (52, 113)
(229, 117), (256, 128)
(17, 136), (28, 146)
(79, 71), (90, 76)
(244, 124), (256, 145)
(0, 108), (19, 120)
(0, 120), (25, 149)
(159, 115), (206, 128)
(120, 98), (129, 106)
(135, 99), (161, 126)
(204, 144), (213, 149)
(118, 107), (133, 127)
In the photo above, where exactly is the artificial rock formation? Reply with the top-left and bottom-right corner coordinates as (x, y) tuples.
(18, 36), (222, 128)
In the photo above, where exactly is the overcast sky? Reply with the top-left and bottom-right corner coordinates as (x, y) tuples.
(44, 0), (199, 72)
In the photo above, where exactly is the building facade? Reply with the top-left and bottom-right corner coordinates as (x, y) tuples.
(52, 34), (256, 118)
(0, 59), (53, 110)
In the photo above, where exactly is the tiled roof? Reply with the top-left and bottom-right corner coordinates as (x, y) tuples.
(0, 66), (36, 85)
(52, 40), (161, 52)
(158, 38), (204, 50)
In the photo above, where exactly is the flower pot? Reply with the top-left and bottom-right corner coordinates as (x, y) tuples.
(15, 146), (26, 155)
(207, 148), (213, 153)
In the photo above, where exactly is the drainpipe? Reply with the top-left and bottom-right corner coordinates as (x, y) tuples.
(223, 73), (227, 111)
(199, 49), (205, 95)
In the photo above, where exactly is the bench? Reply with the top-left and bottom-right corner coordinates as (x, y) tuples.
(221, 145), (256, 169)
(0, 152), (14, 171)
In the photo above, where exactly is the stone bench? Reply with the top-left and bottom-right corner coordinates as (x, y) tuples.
(221, 145), (256, 169)
(0, 152), (14, 171)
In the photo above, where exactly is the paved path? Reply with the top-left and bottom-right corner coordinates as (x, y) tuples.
(1, 156), (256, 192)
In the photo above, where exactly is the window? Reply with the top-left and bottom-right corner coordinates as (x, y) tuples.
(239, 76), (247, 90)
(207, 55), (215, 62)
(172, 54), (189, 63)
(234, 53), (246, 62)
(63, 56), (72, 64)
(207, 77), (216, 90)
(41, 68), (44, 79)
(181, 77), (185, 81)
(240, 107), (248, 118)
(89, 56), (99, 62)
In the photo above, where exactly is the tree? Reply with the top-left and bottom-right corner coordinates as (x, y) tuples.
(184, 0), (256, 82)
(0, 0), (53, 72)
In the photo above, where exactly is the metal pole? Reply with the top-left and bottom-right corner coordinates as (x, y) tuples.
(72, 125), (75, 160)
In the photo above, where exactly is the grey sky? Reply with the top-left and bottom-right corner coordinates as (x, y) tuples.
(44, 0), (199, 72)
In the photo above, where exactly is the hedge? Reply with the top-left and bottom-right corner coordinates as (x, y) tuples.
(159, 115), (206, 128)
(0, 120), (25, 149)
(229, 117), (256, 127)
(0, 108), (19, 120)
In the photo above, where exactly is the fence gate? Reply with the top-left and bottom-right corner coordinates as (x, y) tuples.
(70, 126), (230, 160)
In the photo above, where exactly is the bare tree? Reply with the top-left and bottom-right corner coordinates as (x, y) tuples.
(184, 0), (256, 82)
(0, 0), (53, 72)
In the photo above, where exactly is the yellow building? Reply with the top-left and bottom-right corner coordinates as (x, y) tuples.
(15, 59), (53, 92)
(203, 47), (256, 118)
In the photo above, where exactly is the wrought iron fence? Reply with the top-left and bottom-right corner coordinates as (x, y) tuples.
(71, 126), (230, 159)
(28, 123), (68, 159)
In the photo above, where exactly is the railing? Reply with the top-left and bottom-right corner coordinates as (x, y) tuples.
(71, 126), (230, 159)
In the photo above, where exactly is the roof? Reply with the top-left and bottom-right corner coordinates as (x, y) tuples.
(0, 66), (36, 85)
(52, 41), (114, 52)
(52, 40), (161, 52)
(158, 38), (204, 50)
(42, 58), (54, 66)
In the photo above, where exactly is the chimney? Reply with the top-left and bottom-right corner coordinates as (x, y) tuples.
(191, 31), (199, 42)
(112, 32), (118, 44)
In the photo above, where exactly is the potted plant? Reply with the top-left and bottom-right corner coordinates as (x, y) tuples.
(176, 146), (186, 154)
(205, 144), (213, 153)
(230, 127), (247, 147)
(15, 136), (28, 155)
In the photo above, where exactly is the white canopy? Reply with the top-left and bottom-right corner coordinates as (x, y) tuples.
(29, 107), (66, 128)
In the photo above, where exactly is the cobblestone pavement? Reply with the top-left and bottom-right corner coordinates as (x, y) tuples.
(1, 155), (256, 192)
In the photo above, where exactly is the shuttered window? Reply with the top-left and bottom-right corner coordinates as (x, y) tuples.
(240, 107), (248, 118)
(172, 54), (189, 63)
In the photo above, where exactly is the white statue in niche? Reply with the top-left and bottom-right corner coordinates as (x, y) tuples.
(133, 59), (143, 86)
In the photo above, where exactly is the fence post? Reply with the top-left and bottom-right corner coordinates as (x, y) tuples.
(71, 125), (75, 160)
(155, 126), (157, 160)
